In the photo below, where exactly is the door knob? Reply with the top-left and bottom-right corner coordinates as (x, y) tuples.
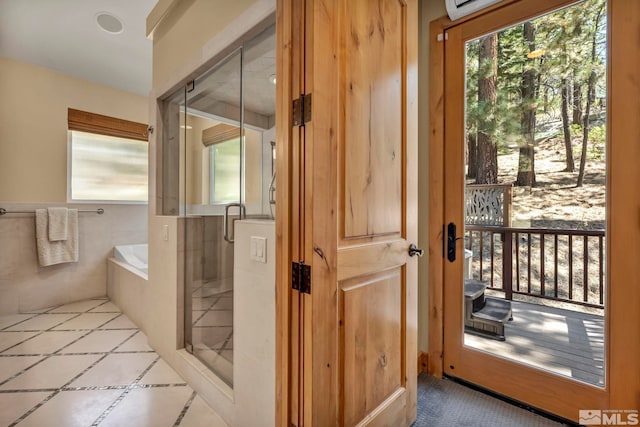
(408, 243), (424, 257)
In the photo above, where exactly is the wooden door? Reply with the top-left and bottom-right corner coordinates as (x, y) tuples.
(430, 0), (640, 423)
(277, 0), (419, 425)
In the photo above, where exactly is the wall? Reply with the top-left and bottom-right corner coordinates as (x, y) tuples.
(152, 0), (262, 88)
(0, 57), (148, 202)
(0, 58), (149, 314)
(0, 202), (146, 315)
(233, 220), (275, 427)
(418, 0), (447, 354)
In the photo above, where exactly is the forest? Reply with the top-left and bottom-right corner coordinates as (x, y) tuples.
(465, 0), (607, 190)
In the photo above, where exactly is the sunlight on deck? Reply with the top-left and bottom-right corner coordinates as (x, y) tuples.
(465, 301), (605, 387)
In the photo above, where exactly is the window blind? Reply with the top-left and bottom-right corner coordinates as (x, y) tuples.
(202, 123), (241, 147)
(68, 108), (149, 142)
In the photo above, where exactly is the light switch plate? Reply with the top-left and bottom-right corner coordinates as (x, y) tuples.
(250, 236), (267, 263)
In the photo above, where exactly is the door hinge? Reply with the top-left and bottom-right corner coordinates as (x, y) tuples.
(437, 32), (448, 42)
(186, 80), (195, 93)
(293, 93), (312, 127)
(292, 261), (311, 294)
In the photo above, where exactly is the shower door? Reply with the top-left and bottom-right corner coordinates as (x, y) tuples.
(183, 49), (244, 388)
(180, 24), (277, 388)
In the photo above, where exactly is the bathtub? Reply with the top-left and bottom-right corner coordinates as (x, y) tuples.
(107, 243), (148, 331)
(113, 243), (148, 277)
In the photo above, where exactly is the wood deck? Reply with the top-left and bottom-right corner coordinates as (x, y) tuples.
(465, 301), (605, 387)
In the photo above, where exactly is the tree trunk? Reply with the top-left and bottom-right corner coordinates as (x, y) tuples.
(516, 21), (537, 187)
(561, 78), (575, 172)
(577, 4), (604, 187)
(577, 71), (596, 187)
(572, 19), (583, 125)
(572, 81), (582, 125)
(467, 132), (477, 179)
(476, 33), (498, 184)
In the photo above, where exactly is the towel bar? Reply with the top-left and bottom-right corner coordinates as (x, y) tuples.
(0, 208), (104, 216)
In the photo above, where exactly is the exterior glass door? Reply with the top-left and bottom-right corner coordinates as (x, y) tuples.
(462, 0), (607, 386)
(442, 0), (610, 421)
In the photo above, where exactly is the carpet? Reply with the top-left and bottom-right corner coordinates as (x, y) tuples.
(414, 374), (567, 426)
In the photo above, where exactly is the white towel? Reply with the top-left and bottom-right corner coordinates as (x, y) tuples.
(48, 207), (68, 241)
(35, 208), (79, 266)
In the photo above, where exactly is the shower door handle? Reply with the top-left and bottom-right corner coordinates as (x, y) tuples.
(223, 203), (246, 243)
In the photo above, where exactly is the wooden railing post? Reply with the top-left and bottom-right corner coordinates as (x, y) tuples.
(503, 229), (513, 300)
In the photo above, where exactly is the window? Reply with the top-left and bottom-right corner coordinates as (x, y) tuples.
(209, 137), (241, 203)
(70, 131), (148, 202)
(68, 109), (148, 202)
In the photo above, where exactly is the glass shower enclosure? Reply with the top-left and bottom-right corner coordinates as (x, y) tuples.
(161, 25), (276, 387)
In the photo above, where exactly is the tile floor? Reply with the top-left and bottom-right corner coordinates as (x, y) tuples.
(0, 298), (228, 427)
(189, 280), (233, 387)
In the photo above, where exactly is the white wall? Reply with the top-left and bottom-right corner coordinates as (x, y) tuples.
(233, 220), (275, 427)
(0, 202), (146, 315)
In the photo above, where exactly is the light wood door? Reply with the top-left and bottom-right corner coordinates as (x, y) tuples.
(277, 0), (419, 425)
(433, 0), (640, 423)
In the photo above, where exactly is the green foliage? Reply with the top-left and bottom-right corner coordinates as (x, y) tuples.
(570, 124), (583, 137)
(465, 0), (607, 176)
(568, 123), (606, 160)
(587, 125), (606, 160)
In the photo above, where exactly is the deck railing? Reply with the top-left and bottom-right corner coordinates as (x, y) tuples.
(465, 225), (605, 308)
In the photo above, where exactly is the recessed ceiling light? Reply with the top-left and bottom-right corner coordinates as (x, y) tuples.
(96, 12), (124, 35)
(269, 74), (277, 85)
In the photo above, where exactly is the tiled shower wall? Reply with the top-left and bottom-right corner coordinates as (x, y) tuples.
(0, 203), (147, 315)
(184, 216), (234, 288)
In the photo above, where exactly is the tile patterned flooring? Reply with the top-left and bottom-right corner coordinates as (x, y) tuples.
(0, 298), (228, 427)
(192, 287), (233, 363)
(190, 281), (234, 386)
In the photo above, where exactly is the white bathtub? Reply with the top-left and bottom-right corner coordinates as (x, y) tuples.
(108, 243), (148, 331)
(113, 243), (148, 278)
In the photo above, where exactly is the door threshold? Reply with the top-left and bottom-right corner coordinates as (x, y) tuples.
(443, 374), (579, 426)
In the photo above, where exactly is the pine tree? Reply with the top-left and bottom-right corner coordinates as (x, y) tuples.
(475, 33), (498, 184)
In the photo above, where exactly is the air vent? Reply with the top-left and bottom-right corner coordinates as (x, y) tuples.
(445, 0), (502, 21)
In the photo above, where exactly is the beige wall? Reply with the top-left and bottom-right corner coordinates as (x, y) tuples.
(418, 0), (447, 354)
(418, 0), (447, 353)
(152, 0), (259, 87)
(185, 115), (209, 205)
(0, 57), (148, 202)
